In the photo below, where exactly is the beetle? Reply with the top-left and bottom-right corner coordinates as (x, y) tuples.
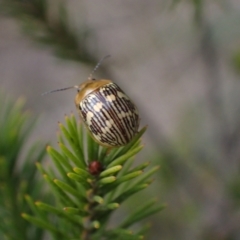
(43, 55), (140, 147)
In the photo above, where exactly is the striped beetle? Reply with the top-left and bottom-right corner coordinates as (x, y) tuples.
(43, 56), (140, 147)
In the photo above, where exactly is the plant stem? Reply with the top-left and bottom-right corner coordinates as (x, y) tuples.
(82, 177), (99, 240)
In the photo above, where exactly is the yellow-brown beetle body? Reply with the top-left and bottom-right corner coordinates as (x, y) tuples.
(43, 56), (140, 148)
(74, 79), (139, 147)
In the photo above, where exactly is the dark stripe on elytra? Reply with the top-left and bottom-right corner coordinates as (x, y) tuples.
(84, 93), (125, 145)
(96, 105), (124, 146)
(100, 104), (126, 145)
(100, 107), (125, 145)
(88, 97), (110, 131)
(103, 86), (131, 133)
(116, 94), (139, 133)
(106, 85), (130, 113)
(82, 98), (105, 129)
(80, 98), (105, 136)
(98, 86), (130, 144)
(110, 99), (134, 140)
(85, 99), (102, 135)
(106, 85), (137, 140)
(104, 84), (136, 138)
(94, 89), (127, 143)
(106, 85), (136, 128)
(89, 92), (125, 145)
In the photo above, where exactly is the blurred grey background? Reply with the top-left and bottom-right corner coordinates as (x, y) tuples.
(1, 0), (240, 239)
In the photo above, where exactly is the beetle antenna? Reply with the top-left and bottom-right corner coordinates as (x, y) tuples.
(41, 85), (79, 96)
(88, 55), (111, 80)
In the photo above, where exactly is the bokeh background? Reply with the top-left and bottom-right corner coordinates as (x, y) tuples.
(1, 0), (240, 239)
